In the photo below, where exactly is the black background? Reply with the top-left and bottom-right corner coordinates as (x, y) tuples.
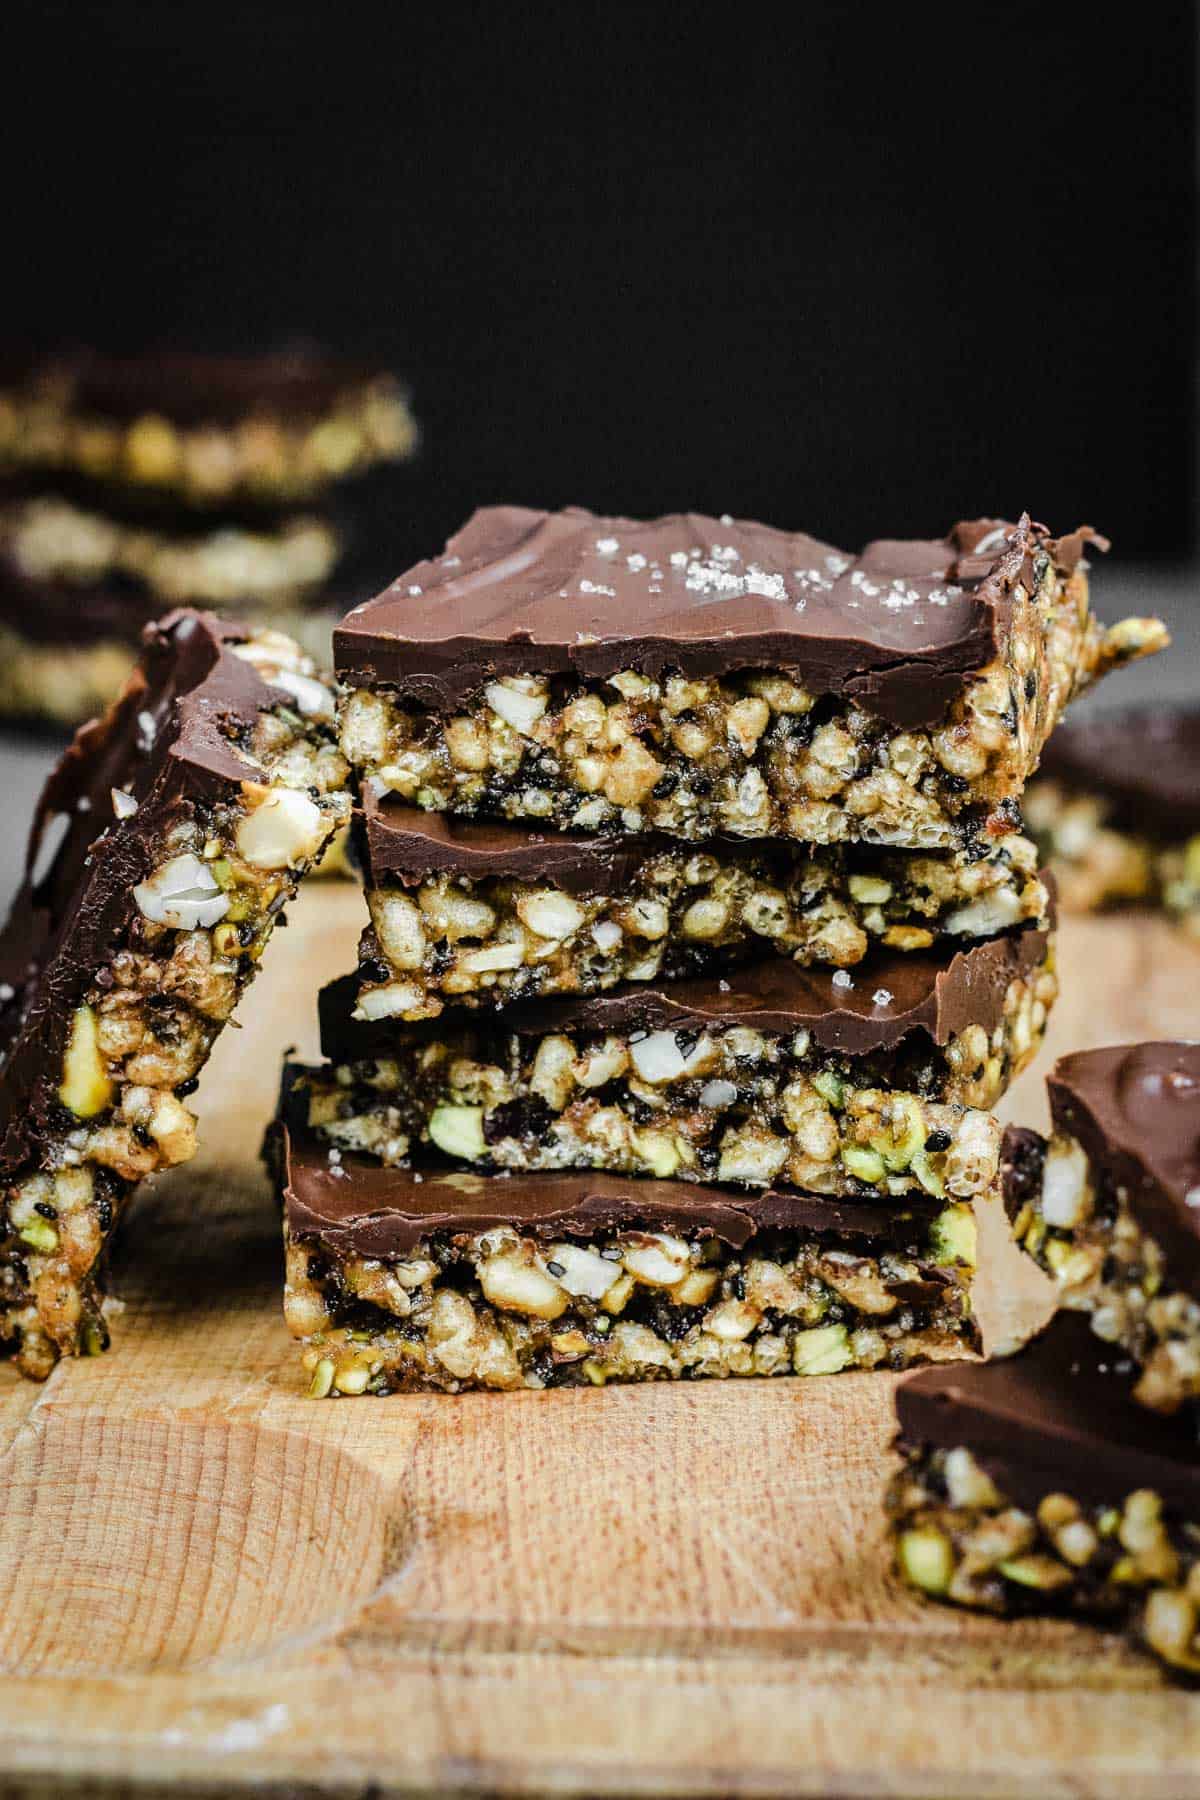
(6, 2), (1195, 568)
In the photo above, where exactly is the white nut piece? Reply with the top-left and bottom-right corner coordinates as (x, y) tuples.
(630, 1029), (713, 1084)
(339, 688), (391, 764)
(627, 897), (669, 939)
(1041, 1134), (1092, 1229)
(680, 898), (729, 940)
(943, 888), (1023, 936)
(236, 786), (326, 869)
(699, 1078), (738, 1109)
(459, 942), (524, 974)
(370, 893), (427, 969)
(530, 1035), (576, 1109)
(591, 918), (623, 952)
(717, 1124), (789, 1185)
(355, 979), (428, 1019)
(485, 678), (547, 736)
(620, 1231), (691, 1286)
(574, 1039), (629, 1088)
(943, 1447), (1002, 1509)
(266, 667), (336, 720)
(516, 889), (586, 940)
(478, 1250), (568, 1319)
(543, 1242), (621, 1300)
(133, 853), (229, 929)
(704, 1298), (762, 1342)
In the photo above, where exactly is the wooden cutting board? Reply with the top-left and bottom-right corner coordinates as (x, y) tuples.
(1, 894), (1198, 1800)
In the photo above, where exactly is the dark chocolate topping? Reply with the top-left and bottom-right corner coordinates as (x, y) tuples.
(896, 1311), (1200, 1515)
(335, 507), (1102, 730)
(322, 917), (1049, 1060)
(275, 1074), (945, 1260)
(32, 347), (398, 429)
(1047, 1042), (1200, 1295)
(1040, 706), (1200, 838)
(0, 610), (288, 1177)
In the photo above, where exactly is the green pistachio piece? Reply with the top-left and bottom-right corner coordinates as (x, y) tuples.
(812, 1069), (845, 1109)
(427, 1103), (487, 1161)
(910, 1147), (946, 1198)
(929, 1205), (977, 1268)
(897, 1526), (954, 1595)
(792, 1322), (852, 1375)
(18, 1217), (59, 1255)
(841, 1144), (886, 1186)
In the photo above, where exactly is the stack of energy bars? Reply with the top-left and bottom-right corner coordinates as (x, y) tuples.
(268, 504), (1162, 1396)
(0, 347), (416, 725)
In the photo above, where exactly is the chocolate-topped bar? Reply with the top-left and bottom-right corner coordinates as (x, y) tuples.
(336, 506), (1165, 849)
(273, 1076), (980, 1395)
(0, 494), (342, 725)
(1005, 1042), (1200, 1415)
(305, 917), (1054, 1204)
(1025, 706), (1200, 934)
(0, 611), (351, 1378)
(887, 1312), (1200, 1677)
(0, 347), (417, 507)
(353, 787), (1049, 1019)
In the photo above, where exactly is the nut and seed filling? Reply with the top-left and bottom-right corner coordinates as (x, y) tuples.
(286, 1211), (977, 1395)
(0, 496), (340, 609)
(313, 961), (1054, 1199)
(0, 631), (351, 1377)
(0, 627), (143, 727)
(358, 836), (1048, 1020)
(340, 562), (1163, 846)
(0, 376), (417, 504)
(888, 1446), (1200, 1677)
(1009, 1131), (1200, 1416)
(1026, 779), (1200, 939)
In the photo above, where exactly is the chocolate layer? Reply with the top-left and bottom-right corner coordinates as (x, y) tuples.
(23, 346), (400, 429)
(321, 916), (1050, 1060)
(335, 508), (1101, 730)
(276, 1084), (946, 1261)
(1046, 1042), (1200, 1294)
(896, 1311), (1200, 1515)
(1040, 706), (1200, 838)
(357, 787), (836, 894)
(0, 561), (173, 649)
(0, 610), (289, 1176)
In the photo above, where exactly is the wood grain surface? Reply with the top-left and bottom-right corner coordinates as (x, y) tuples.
(0, 890), (1198, 1800)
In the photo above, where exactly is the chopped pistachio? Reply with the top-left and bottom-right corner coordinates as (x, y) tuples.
(898, 1526), (954, 1595)
(929, 1205), (976, 1268)
(427, 1103), (487, 1161)
(792, 1322), (852, 1375)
